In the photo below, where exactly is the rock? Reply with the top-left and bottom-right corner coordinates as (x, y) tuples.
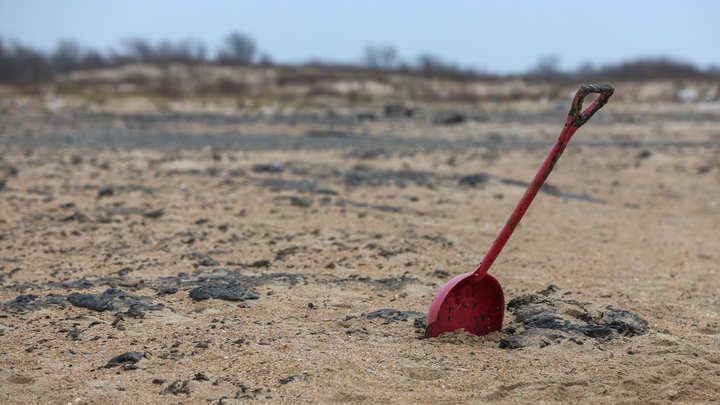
(366, 277), (420, 290)
(537, 285), (564, 296)
(383, 103), (414, 117)
(431, 270), (450, 279)
(2, 294), (68, 311)
(189, 284), (260, 302)
(143, 209), (164, 219)
(275, 246), (299, 261)
(248, 260), (271, 268)
(459, 173), (492, 186)
(66, 329), (83, 341)
(62, 210), (90, 223)
(152, 379), (167, 385)
(600, 309), (648, 336)
(497, 286), (649, 349)
(434, 112), (465, 125)
(197, 259), (220, 267)
(162, 380), (191, 395)
(279, 375), (303, 384)
(66, 288), (156, 312)
(290, 196), (313, 207)
(251, 161), (283, 173)
(362, 309), (426, 323)
(193, 372), (210, 381)
(105, 352), (143, 368)
(97, 187), (114, 198)
(157, 287), (178, 296)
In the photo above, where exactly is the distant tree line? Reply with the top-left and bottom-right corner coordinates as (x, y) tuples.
(1, 33), (718, 84)
(0, 32), (260, 83)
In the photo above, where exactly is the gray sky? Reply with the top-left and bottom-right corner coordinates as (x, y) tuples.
(1, 0), (718, 73)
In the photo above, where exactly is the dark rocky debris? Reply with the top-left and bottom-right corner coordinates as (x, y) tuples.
(66, 288), (156, 312)
(498, 286), (648, 349)
(188, 284), (261, 302)
(362, 309), (426, 324)
(460, 173), (607, 203)
(3, 294), (68, 311)
(162, 380), (191, 395)
(105, 352), (143, 368)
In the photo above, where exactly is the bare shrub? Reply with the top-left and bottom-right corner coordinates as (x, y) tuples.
(529, 55), (564, 79)
(362, 45), (399, 69)
(50, 39), (83, 73)
(119, 38), (207, 63)
(81, 49), (110, 70)
(0, 39), (52, 83)
(590, 57), (708, 80)
(415, 53), (459, 73)
(217, 32), (256, 64)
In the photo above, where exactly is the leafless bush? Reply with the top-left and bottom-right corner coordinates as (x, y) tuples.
(50, 39), (83, 73)
(588, 57), (709, 80)
(415, 53), (459, 73)
(0, 39), (52, 83)
(362, 45), (399, 69)
(119, 38), (207, 63)
(528, 55), (564, 79)
(217, 32), (256, 64)
(81, 49), (110, 70)
(1, 32), (718, 86)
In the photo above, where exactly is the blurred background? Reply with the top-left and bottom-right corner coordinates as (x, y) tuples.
(0, 0), (718, 107)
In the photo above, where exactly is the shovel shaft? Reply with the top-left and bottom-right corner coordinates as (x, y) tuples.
(472, 84), (614, 279)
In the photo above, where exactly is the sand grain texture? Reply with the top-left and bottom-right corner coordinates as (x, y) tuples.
(0, 99), (719, 404)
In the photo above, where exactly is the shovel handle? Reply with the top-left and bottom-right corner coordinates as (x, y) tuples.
(568, 84), (615, 128)
(472, 84), (614, 279)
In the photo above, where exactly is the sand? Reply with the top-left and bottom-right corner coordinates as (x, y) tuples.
(0, 98), (719, 404)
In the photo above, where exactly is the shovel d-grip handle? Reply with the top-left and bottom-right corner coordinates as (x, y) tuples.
(471, 84), (614, 279)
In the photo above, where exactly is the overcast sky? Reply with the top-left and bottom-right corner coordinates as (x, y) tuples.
(1, 0), (718, 73)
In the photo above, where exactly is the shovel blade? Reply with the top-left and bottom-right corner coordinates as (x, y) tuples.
(426, 273), (504, 338)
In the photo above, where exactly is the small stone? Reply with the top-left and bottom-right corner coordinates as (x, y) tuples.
(152, 379), (167, 385)
(67, 329), (83, 341)
(142, 209), (164, 219)
(97, 187), (114, 198)
(157, 287), (178, 296)
(163, 380), (191, 395)
(193, 372), (210, 381)
(106, 352), (143, 368)
(249, 260), (271, 268)
(189, 284), (260, 302)
(279, 375), (298, 384)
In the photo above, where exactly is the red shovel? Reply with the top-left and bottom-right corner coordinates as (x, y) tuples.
(426, 84), (614, 338)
